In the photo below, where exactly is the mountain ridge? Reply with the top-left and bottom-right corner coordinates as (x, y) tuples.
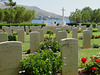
(0, 2), (69, 20)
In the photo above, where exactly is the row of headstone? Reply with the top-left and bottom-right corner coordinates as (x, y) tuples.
(2, 26), (42, 34)
(0, 26), (92, 75)
(0, 38), (78, 75)
(3, 24), (100, 34)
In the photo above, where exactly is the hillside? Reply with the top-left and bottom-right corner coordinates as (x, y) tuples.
(0, 2), (69, 20)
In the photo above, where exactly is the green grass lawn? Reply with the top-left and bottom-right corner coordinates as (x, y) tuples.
(15, 29), (100, 67)
(20, 31), (100, 52)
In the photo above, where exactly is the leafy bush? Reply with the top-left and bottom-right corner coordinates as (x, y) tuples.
(80, 56), (100, 75)
(40, 40), (61, 52)
(66, 28), (70, 33)
(29, 29), (32, 32)
(44, 36), (53, 41)
(78, 30), (81, 33)
(13, 32), (17, 35)
(40, 43), (45, 50)
(57, 23), (60, 26)
(78, 36), (83, 40)
(67, 23), (79, 26)
(44, 31), (55, 41)
(20, 50), (63, 75)
(92, 44), (100, 48)
(94, 35), (100, 39)
(8, 34), (16, 41)
(46, 30), (53, 35)
(92, 35), (94, 39)
(93, 29), (98, 32)
(81, 23), (96, 28)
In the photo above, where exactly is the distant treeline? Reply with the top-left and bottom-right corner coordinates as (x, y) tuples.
(0, 6), (36, 23)
(69, 7), (100, 23)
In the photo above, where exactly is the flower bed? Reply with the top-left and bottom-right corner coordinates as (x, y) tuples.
(92, 35), (100, 39)
(80, 55), (100, 75)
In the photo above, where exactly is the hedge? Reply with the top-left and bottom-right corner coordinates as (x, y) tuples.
(0, 23), (46, 28)
(67, 23), (97, 28)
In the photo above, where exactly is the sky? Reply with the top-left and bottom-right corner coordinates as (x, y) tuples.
(3, 0), (100, 17)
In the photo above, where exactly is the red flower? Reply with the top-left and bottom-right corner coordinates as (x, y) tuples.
(26, 32), (29, 35)
(95, 59), (100, 63)
(81, 57), (87, 64)
(92, 67), (96, 71)
(90, 56), (93, 59)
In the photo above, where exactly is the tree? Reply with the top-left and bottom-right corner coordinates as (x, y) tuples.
(69, 7), (94, 23)
(4, 0), (16, 8)
(81, 7), (93, 23)
(23, 10), (36, 22)
(69, 9), (82, 23)
(3, 8), (15, 23)
(93, 9), (100, 23)
(14, 6), (26, 23)
(0, 8), (4, 22)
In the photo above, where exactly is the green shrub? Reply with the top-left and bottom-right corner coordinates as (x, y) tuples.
(66, 28), (70, 33)
(92, 44), (100, 48)
(8, 34), (16, 41)
(29, 29), (32, 32)
(67, 23), (79, 26)
(13, 32), (17, 35)
(44, 36), (53, 41)
(78, 30), (81, 33)
(40, 43), (45, 50)
(46, 30), (53, 35)
(92, 35), (94, 39)
(93, 29), (98, 32)
(40, 40), (61, 52)
(57, 23), (60, 26)
(20, 50), (63, 75)
(81, 23), (96, 28)
(78, 36), (83, 40)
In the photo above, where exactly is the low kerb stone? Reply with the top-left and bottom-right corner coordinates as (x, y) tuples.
(72, 28), (78, 39)
(58, 31), (67, 42)
(82, 30), (91, 48)
(18, 29), (25, 43)
(61, 38), (78, 75)
(0, 33), (8, 42)
(30, 31), (40, 53)
(0, 41), (22, 75)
